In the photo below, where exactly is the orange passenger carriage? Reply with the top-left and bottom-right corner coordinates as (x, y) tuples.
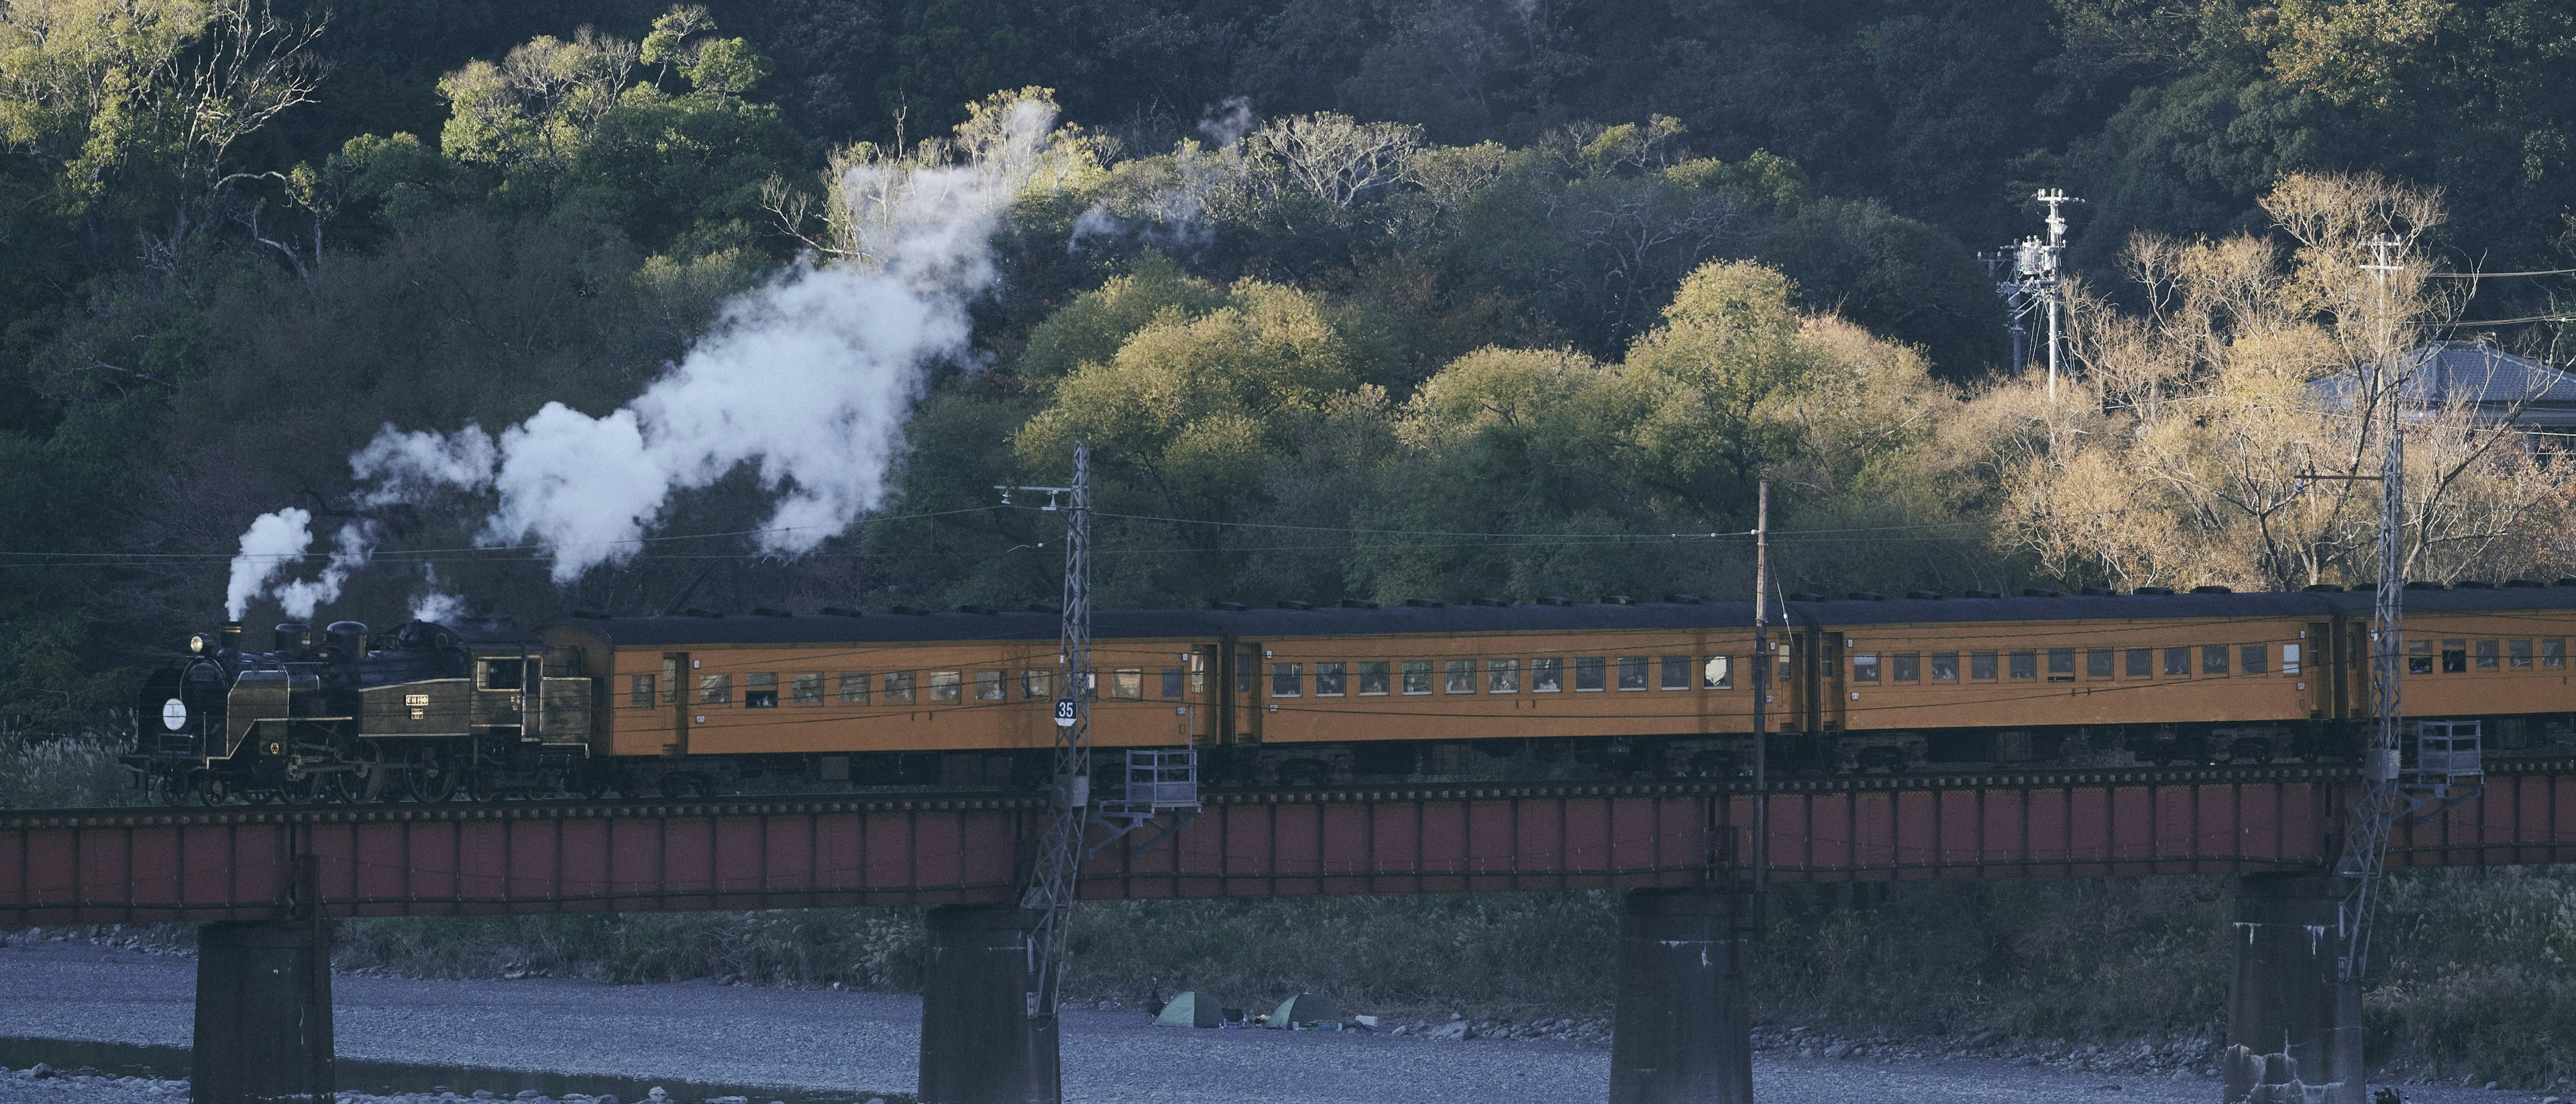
(126, 584), (2576, 802)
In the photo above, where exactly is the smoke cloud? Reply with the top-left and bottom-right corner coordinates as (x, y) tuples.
(223, 97), (1068, 616)
(223, 508), (372, 622)
(1197, 97), (1255, 148)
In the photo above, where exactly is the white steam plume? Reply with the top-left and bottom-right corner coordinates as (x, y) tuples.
(221, 97), (1067, 608)
(1197, 97), (1255, 148)
(223, 508), (370, 622)
(411, 592), (466, 624)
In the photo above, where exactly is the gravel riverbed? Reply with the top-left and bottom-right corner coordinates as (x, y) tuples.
(0, 938), (2553, 1104)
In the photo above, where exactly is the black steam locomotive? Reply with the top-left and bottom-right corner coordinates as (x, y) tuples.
(125, 618), (594, 804)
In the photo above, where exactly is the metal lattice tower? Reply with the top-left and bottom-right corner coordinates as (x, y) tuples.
(1019, 439), (1091, 1019)
(2334, 238), (2408, 984)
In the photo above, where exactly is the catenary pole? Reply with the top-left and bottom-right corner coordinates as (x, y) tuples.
(1750, 480), (1770, 916)
(1021, 439), (1091, 1030)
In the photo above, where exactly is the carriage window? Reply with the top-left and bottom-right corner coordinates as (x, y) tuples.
(2047, 648), (2075, 679)
(1271, 663), (1303, 698)
(1661, 655), (1691, 689)
(629, 674), (655, 707)
(2282, 645), (2301, 675)
(2203, 646), (2229, 675)
(1929, 653), (1958, 681)
(1161, 668), (1184, 698)
(1358, 661), (1391, 696)
(1891, 653), (1919, 682)
(2510, 639), (2532, 669)
(1403, 660), (1433, 695)
(1574, 657), (1605, 691)
(2009, 651), (2035, 680)
(1617, 657), (1649, 690)
(794, 673), (824, 705)
(2086, 649), (2112, 678)
(1316, 662), (1347, 696)
(1703, 655), (1733, 689)
(1444, 659), (1475, 694)
(698, 673), (731, 704)
(2126, 649), (2151, 677)
(1110, 669), (1142, 699)
(745, 672), (779, 708)
(480, 659), (525, 691)
(884, 672), (914, 703)
(981, 670), (1009, 701)
(2442, 639), (2467, 673)
(2410, 640), (2434, 675)
(1489, 658), (1520, 693)
(928, 671), (962, 702)
(2546, 639), (2566, 668)
(2165, 647), (2190, 676)
(2475, 640), (2498, 670)
(1022, 670), (1052, 699)
(1852, 654), (1880, 682)
(2240, 646), (2266, 675)
(840, 673), (871, 704)
(1533, 658), (1564, 692)
(1970, 651), (1997, 680)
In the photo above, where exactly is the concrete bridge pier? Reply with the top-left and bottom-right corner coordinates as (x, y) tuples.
(193, 919), (334, 1104)
(2224, 873), (2365, 1104)
(1609, 887), (1753, 1104)
(918, 904), (1061, 1104)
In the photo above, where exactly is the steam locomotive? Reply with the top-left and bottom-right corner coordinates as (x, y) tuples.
(126, 618), (592, 804)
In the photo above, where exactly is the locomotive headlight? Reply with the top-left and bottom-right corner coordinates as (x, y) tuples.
(187, 633), (211, 655)
(161, 698), (188, 731)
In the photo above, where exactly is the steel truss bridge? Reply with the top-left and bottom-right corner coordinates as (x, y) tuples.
(7, 759), (2575, 924)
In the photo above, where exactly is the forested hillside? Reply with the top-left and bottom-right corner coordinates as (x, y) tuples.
(7, 0), (2576, 736)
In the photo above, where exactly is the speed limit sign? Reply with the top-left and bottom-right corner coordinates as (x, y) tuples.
(1053, 698), (1078, 727)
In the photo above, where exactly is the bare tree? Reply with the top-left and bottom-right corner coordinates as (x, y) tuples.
(1242, 112), (1423, 209)
(1990, 172), (2574, 590)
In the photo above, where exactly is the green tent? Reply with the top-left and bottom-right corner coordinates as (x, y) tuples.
(1267, 992), (1344, 1029)
(1155, 991), (1225, 1028)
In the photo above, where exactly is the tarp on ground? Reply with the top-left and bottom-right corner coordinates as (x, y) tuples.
(1156, 991), (1225, 1028)
(1267, 992), (1343, 1028)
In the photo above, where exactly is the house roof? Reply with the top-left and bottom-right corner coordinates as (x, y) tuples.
(2310, 341), (2576, 427)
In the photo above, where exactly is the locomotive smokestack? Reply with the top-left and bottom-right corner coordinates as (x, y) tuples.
(221, 622), (242, 653)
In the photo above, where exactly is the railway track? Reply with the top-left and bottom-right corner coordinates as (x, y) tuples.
(13, 755), (2573, 831)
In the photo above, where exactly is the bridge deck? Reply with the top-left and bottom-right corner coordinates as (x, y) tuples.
(5, 761), (2572, 924)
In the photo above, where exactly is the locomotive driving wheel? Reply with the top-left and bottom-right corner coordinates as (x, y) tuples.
(402, 749), (462, 803)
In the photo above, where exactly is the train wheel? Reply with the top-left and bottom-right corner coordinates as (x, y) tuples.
(403, 753), (461, 803)
(348, 746), (392, 803)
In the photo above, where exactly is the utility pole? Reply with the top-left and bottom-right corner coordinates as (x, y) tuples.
(1989, 191), (2080, 400)
(1748, 480), (1770, 922)
(1020, 439), (1091, 1026)
(2334, 239), (2408, 985)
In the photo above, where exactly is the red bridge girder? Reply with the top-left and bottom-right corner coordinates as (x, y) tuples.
(5, 762), (2573, 924)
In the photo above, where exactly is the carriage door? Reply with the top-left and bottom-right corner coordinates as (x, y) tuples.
(2302, 623), (2331, 718)
(1186, 646), (1217, 746)
(1823, 631), (1849, 732)
(1230, 644), (1263, 744)
(1780, 632), (1807, 732)
(663, 652), (690, 756)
